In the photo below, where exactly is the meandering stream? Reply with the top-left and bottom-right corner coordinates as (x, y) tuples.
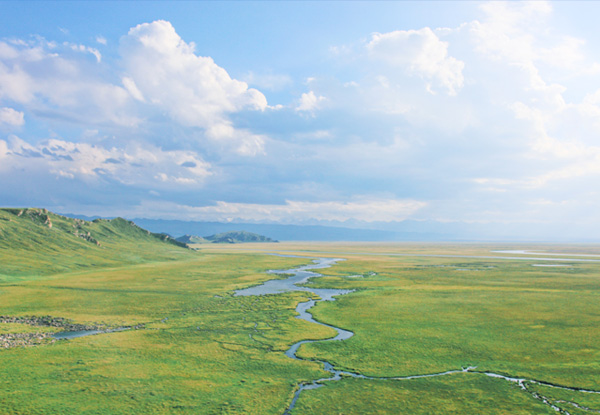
(235, 255), (600, 415)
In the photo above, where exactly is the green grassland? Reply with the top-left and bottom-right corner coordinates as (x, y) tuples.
(287, 250), (600, 413)
(291, 374), (558, 414)
(0, 209), (335, 413)
(197, 243), (600, 414)
(1, 213), (599, 414)
(0, 254), (335, 413)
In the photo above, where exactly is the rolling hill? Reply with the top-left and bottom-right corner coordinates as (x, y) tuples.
(204, 231), (278, 244)
(174, 234), (207, 244)
(0, 208), (191, 279)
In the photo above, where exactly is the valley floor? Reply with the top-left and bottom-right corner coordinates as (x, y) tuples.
(1, 242), (599, 414)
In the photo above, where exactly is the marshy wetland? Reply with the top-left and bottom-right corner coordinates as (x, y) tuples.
(1, 241), (600, 414)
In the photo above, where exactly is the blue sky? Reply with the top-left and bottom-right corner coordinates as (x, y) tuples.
(2, 1), (600, 237)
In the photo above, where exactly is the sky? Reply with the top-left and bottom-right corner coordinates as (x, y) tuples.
(1, 1), (600, 238)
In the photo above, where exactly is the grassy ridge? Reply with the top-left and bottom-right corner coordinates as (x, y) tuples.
(0, 208), (189, 279)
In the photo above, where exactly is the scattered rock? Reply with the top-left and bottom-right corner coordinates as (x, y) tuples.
(0, 315), (104, 331)
(0, 332), (55, 349)
(73, 231), (100, 246)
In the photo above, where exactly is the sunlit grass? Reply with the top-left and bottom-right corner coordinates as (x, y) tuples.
(1, 240), (599, 414)
(291, 374), (557, 415)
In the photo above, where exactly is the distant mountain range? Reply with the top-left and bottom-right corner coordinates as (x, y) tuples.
(59, 214), (600, 242)
(131, 218), (405, 242)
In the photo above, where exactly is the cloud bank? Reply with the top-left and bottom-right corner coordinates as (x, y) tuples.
(1, 3), (600, 235)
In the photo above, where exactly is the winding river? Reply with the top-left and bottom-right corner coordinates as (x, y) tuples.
(235, 255), (600, 415)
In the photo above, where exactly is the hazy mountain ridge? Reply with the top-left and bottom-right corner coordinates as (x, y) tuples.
(129, 218), (409, 242)
(60, 214), (600, 242)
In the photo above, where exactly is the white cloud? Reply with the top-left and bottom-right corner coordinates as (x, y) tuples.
(0, 139), (7, 158)
(205, 122), (266, 156)
(366, 27), (464, 95)
(0, 107), (24, 126)
(65, 42), (102, 62)
(120, 20), (267, 127)
(0, 23), (270, 156)
(296, 90), (326, 112)
(457, 0), (600, 195)
(0, 39), (137, 127)
(116, 20), (269, 155)
(121, 76), (145, 102)
(1, 136), (212, 187)
(96, 36), (107, 46)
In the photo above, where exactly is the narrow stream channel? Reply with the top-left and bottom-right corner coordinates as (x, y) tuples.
(52, 327), (130, 340)
(235, 255), (600, 415)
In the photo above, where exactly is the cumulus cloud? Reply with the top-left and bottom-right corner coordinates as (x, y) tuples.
(119, 20), (268, 154)
(0, 107), (24, 126)
(121, 76), (145, 102)
(414, 1), (600, 199)
(0, 136), (211, 187)
(205, 122), (267, 156)
(296, 91), (326, 112)
(121, 20), (267, 125)
(367, 27), (464, 95)
(0, 39), (137, 127)
(0, 22), (271, 156)
(4, 9), (600, 230)
(471, 1), (553, 63)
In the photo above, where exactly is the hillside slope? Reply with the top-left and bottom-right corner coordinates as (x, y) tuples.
(0, 208), (191, 279)
(175, 234), (207, 244)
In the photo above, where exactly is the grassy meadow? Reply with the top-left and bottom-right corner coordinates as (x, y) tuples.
(196, 243), (600, 414)
(0, 251), (337, 414)
(1, 217), (599, 415)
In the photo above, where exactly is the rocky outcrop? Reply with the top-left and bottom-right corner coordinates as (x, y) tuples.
(17, 208), (53, 228)
(71, 218), (100, 245)
(74, 231), (100, 246)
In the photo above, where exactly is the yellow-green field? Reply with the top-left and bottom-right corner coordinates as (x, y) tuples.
(1, 240), (599, 414)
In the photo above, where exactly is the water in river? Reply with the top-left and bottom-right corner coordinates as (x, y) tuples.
(235, 254), (600, 415)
